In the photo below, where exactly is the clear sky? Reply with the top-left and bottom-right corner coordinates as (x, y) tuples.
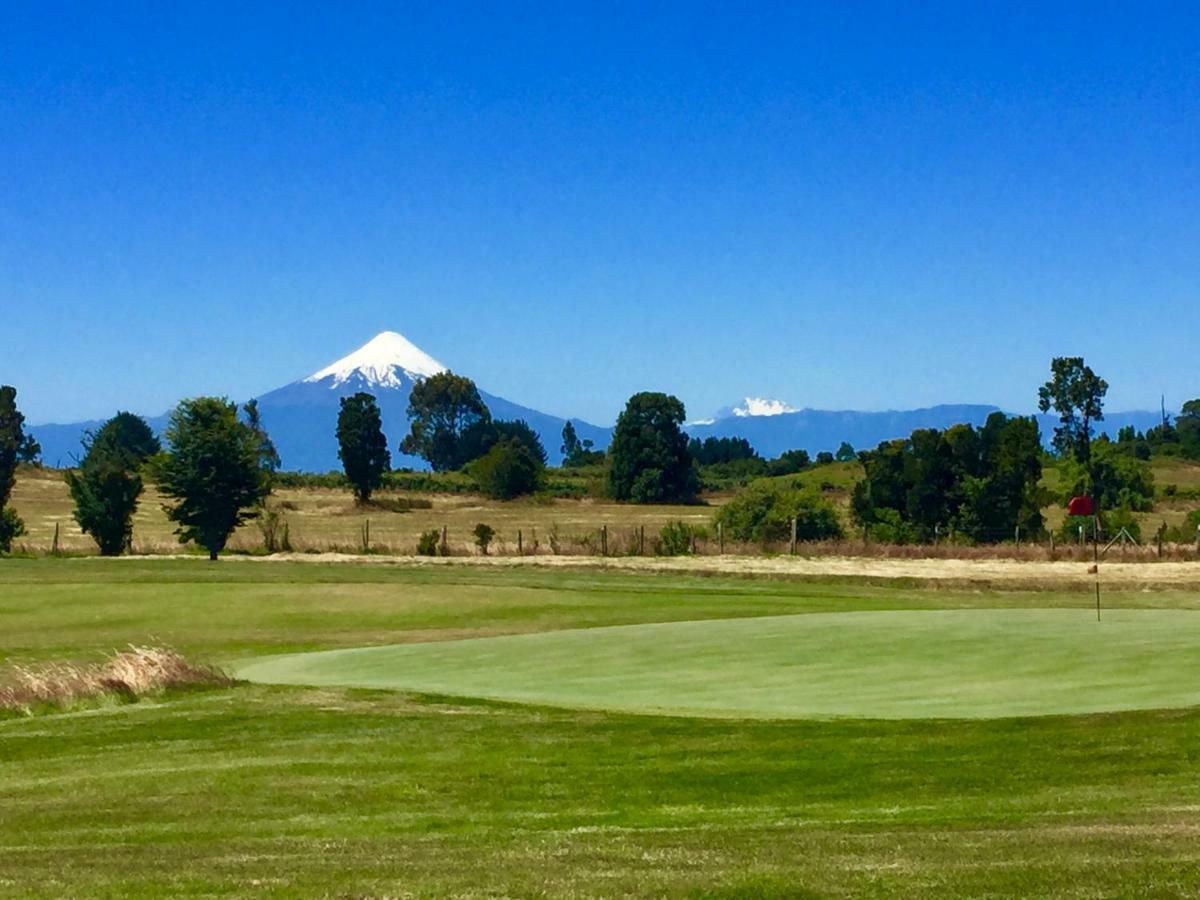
(3, 2), (1198, 426)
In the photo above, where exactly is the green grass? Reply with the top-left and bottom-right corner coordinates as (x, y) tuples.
(5, 559), (1200, 896)
(237, 608), (1200, 719)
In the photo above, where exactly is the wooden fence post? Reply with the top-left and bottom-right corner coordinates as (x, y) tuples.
(518, 529), (523, 556)
(52, 521), (60, 556)
(601, 525), (608, 557)
(717, 522), (724, 554)
(639, 525), (645, 556)
(440, 525), (448, 556)
(790, 517), (797, 556)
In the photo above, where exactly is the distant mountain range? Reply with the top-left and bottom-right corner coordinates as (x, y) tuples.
(28, 331), (1174, 471)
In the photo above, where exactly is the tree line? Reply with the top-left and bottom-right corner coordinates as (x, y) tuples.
(1, 356), (1196, 556)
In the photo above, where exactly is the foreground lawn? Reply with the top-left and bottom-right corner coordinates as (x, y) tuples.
(3, 559), (1200, 896)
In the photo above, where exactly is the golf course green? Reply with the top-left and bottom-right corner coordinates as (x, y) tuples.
(236, 607), (1200, 719)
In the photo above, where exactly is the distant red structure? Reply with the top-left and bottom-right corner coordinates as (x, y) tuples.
(1067, 496), (1095, 517)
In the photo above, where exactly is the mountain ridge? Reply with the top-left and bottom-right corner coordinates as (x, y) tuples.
(27, 332), (1175, 471)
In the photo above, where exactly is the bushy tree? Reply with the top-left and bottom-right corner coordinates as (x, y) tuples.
(400, 372), (491, 472)
(155, 397), (273, 560)
(336, 392), (391, 504)
(1038, 357), (1107, 466)
(609, 392), (698, 503)
(715, 480), (843, 544)
(17, 433), (41, 465)
(66, 412), (160, 555)
(243, 399), (281, 475)
(766, 448), (811, 476)
(1178, 400), (1200, 460)
(835, 441), (856, 462)
(852, 413), (1043, 542)
(1058, 439), (1155, 512)
(493, 420), (547, 465)
(689, 436), (758, 466)
(0, 385), (30, 552)
(561, 420), (580, 459)
(471, 437), (542, 500)
(561, 419), (603, 468)
(472, 522), (495, 555)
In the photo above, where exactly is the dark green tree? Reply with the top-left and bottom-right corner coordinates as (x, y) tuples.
(242, 399), (281, 475)
(336, 393), (391, 504)
(561, 419), (602, 468)
(492, 419), (548, 466)
(1037, 357), (1108, 467)
(17, 432), (41, 465)
(1178, 399), (1200, 460)
(835, 441), (856, 462)
(561, 420), (580, 459)
(471, 437), (542, 499)
(608, 392), (698, 503)
(155, 397), (272, 560)
(399, 372), (491, 472)
(715, 481), (843, 544)
(0, 386), (30, 552)
(66, 412), (161, 555)
(766, 448), (811, 476)
(852, 414), (1043, 543)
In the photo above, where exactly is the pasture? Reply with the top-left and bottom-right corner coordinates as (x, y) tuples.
(9, 457), (1200, 558)
(4, 558), (1200, 896)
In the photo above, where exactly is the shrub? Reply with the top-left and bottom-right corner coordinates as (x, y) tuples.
(473, 523), (495, 555)
(257, 504), (291, 554)
(471, 438), (542, 500)
(416, 529), (441, 556)
(0, 507), (24, 554)
(656, 521), (694, 556)
(714, 481), (844, 544)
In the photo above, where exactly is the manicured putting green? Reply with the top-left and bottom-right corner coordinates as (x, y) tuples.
(236, 609), (1200, 719)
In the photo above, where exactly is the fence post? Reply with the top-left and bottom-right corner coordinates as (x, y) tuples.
(1014, 525), (1020, 546)
(718, 522), (724, 554)
(440, 525), (448, 556)
(601, 525), (608, 557)
(639, 525), (645, 556)
(934, 524), (939, 545)
(691, 532), (697, 554)
(790, 517), (797, 556)
(518, 529), (523, 556)
(1079, 525), (1084, 548)
(1049, 532), (1055, 556)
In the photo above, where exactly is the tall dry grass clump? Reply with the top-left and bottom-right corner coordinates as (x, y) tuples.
(0, 646), (233, 716)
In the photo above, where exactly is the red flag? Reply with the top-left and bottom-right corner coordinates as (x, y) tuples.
(1067, 496), (1095, 517)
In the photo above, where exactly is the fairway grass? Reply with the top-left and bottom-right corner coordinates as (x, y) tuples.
(6, 559), (1200, 896)
(237, 608), (1200, 719)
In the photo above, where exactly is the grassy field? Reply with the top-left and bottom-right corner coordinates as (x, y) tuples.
(4, 558), (1200, 896)
(11, 456), (1199, 558)
(8, 465), (713, 556)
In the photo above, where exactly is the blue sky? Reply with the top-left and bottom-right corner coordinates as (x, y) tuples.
(3, 2), (1198, 426)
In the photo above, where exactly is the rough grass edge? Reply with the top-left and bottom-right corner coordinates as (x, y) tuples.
(0, 646), (235, 717)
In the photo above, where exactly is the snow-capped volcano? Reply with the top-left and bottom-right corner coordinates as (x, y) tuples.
(305, 331), (447, 388)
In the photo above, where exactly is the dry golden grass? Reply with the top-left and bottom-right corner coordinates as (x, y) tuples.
(0, 646), (232, 715)
(8, 465), (714, 556)
(9, 461), (1199, 559)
